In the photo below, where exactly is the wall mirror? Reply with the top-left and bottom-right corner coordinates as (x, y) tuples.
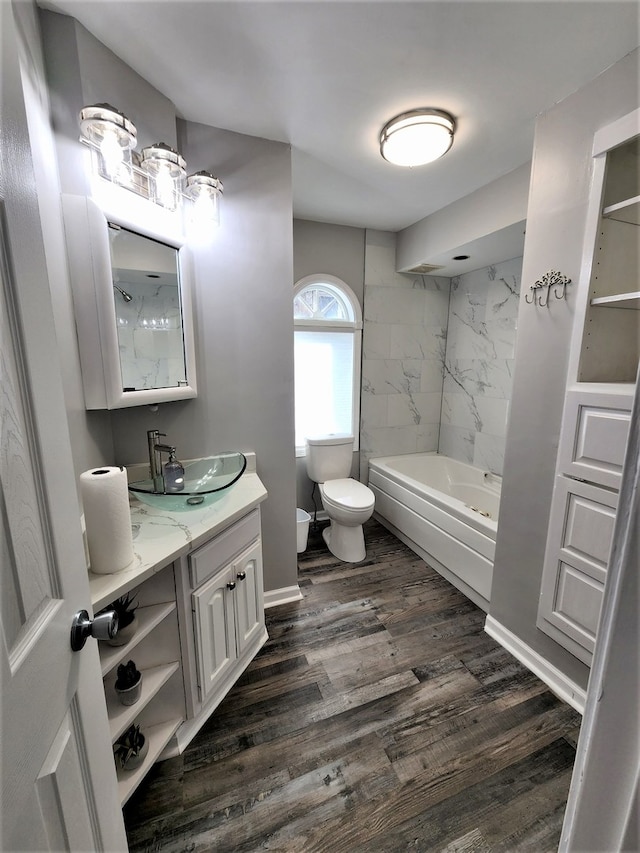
(62, 194), (197, 409)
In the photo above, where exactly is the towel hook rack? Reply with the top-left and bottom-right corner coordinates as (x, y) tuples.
(525, 270), (572, 307)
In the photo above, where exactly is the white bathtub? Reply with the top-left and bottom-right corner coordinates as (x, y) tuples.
(368, 453), (501, 611)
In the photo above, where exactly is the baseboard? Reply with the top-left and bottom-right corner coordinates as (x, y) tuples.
(484, 615), (586, 714)
(263, 584), (303, 608)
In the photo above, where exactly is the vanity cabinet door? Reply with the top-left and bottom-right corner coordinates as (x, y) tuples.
(192, 565), (237, 703)
(233, 541), (265, 657)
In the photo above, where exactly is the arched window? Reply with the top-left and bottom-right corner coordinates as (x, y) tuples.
(293, 274), (362, 454)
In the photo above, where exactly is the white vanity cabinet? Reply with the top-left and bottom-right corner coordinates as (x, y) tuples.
(175, 509), (268, 746)
(191, 539), (264, 703)
(537, 110), (639, 665)
(89, 458), (269, 805)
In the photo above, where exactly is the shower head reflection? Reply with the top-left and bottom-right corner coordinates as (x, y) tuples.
(114, 284), (133, 303)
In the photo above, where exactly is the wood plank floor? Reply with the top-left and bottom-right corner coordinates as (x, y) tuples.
(124, 519), (581, 852)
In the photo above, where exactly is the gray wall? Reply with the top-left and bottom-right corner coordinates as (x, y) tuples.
(293, 219), (365, 303)
(396, 163), (530, 274)
(292, 219), (365, 512)
(39, 9), (298, 593)
(490, 48), (639, 690)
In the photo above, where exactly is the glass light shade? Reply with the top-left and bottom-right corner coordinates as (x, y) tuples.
(380, 109), (455, 167)
(79, 103), (137, 150)
(185, 171), (223, 224)
(185, 170), (223, 199)
(140, 143), (186, 210)
(79, 103), (137, 181)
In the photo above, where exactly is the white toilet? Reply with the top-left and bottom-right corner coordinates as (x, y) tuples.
(305, 434), (375, 563)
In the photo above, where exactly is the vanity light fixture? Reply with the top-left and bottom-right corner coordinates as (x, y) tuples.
(78, 103), (223, 220)
(79, 103), (137, 182)
(185, 171), (224, 225)
(140, 142), (186, 211)
(379, 108), (455, 167)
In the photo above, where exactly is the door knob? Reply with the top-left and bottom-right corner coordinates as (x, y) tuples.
(226, 582), (236, 591)
(237, 571), (246, 581)
(70, 609), (118, 652)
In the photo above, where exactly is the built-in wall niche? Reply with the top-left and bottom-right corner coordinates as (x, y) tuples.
(579, 134), (639, 383)
(62, 194), (197, 409)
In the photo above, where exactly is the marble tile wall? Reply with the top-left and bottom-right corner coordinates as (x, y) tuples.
(114, 279), (186, 391)
(439, 257), (522, 475)
(360, 231), (450, 481)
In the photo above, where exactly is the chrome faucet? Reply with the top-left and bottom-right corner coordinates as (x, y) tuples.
(147, 429), (176, 493)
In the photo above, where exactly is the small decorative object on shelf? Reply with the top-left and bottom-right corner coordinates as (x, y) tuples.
(114, 659), (143, 706)
(525, 270), (572, 307)
(113, 724), (148, 772)
(100, 592), (139, 646)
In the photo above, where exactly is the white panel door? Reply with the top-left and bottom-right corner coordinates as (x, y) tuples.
(234, 541), (265, 657)
(1, 5), (126, 846)
(557, 387), (632, 489)
(538, 476), (618, 664)
(0, 211), (126, 848)
(192, 565), (237, 702)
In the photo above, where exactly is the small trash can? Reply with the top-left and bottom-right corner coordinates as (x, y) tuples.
(296, 508), (311, 553)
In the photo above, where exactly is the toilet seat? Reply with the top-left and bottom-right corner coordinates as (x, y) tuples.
(321, 478), (375, 512)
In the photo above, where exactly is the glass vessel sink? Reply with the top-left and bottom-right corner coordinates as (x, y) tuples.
(129, 452), (246, 510)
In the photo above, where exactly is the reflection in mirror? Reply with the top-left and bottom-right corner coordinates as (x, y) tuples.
(108, 225), (187, 392)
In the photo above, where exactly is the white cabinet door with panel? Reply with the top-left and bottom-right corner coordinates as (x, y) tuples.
(192, 543), (265, 704)
(192, 564), (238, 703)
(182, 508), (268, 734)
(234, 541), (265, 657)
(558, 387), (633, 490)
(538, 477), (618, 664)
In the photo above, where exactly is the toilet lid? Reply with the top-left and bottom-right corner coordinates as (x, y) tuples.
(322, 478), (375, 511)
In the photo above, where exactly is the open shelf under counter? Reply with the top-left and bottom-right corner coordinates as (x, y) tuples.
(107, 661), (180, 743)
(117, 717), (182, 807)
(99, 602), (177, 677)
(590, 291), (640, 309)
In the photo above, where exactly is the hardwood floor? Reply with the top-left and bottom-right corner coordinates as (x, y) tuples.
(124, 519), (581, 852)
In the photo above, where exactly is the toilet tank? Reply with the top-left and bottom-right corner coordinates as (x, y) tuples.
(305, 434), (354, 482)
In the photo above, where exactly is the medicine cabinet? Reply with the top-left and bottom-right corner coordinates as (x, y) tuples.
(62, 194), (197, 409)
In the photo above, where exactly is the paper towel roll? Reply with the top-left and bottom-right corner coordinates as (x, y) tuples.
(80, 466), (134, 575)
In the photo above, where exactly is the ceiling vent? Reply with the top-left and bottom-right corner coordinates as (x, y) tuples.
(403, 262), (445, 275)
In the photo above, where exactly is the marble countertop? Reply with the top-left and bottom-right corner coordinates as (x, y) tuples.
(89, 453), (267, 610)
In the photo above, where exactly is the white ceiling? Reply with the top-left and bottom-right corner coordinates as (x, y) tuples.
(42, 1), (639, 233)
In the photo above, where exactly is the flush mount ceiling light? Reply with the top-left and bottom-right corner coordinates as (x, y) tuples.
(379, 108), (456, 167)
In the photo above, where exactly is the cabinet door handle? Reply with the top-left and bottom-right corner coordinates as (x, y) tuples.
(227, 581), (236, 591)
(237, 571), (246, 581)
